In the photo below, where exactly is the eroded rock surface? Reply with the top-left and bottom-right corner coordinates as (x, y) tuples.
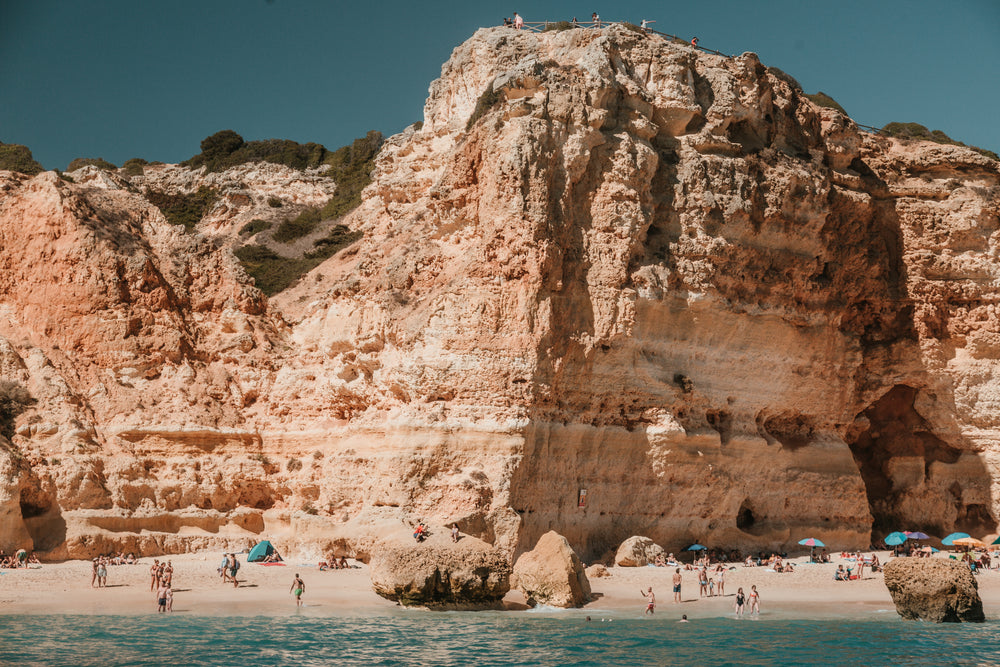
(511, 530), (591, 607)
(615, 536), (665, 567)
(883, 558), (985, 622)
(0, 25), (999, 559)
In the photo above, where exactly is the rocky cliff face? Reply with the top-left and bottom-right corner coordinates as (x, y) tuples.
(1, 26), (998, 561)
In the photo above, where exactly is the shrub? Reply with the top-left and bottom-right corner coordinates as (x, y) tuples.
(267, 196), (283, 208)
(0, 380), (35, 441)
(543, 20), (574, 31)
(0, 143), (44, 175)
(146, 186), (218, 229)
(880, 122), (998, 161)
(122, 158), (149, 177)
(234, 226), (361, 296)
(184, 129), (332, 174)
(286, 457), (303, 472)
(240, 219), (272, 237)
(767, 67), (801, 91)
(466, 83), (503, 131)
(273, 207), (322, 243)
(306, 225), (362, 260)
(318, 130), (383, 220)
(804, 91), (848, 116)
(56, 170), (75, 183)
(302, 503), (318, 515)
(67, 157), (117, 171)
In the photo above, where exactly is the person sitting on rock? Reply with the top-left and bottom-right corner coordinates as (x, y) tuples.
(413, 523), (427, 542)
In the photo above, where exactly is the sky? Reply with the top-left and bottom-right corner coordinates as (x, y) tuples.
(2, 0), (998, 170)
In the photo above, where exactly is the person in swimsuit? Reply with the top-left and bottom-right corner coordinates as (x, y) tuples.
(291, 574), (306, 607)
(717, 569), (726, 596)
(156, 582), (169, 613)
(229, 554), (240, 588)
(164, 561), (173, 586)
(91, 558), (99, 588)
(734, 587), (746, 618)
(672, 568), (682, 603)
(97, 558), (108, 588)
(165, 586), (174, 612)
(150, 559), (160, 591)
(641, 587), (655, 614)
(699, 568), (708, 597)
(749, 585), (760, 616)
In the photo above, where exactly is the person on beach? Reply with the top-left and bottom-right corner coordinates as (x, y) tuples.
(699, 568), (708, 597)
(150, 559), (160, 591)
(717, 568), (725, 596)
(165, 586), (174, 612)
(156, 581), (169, 613)
(97, 557), (108, 588)
(734, 587), (746, 618)
(164, 560), (173, 586)
(708, 578), (715, 597)
(229, 553), (240, 588)
(672, 568), (682, 603)
(220, 553), (231, 582)
(451, 523), (460, 543)
(749, 585), (760, 616)
(641, 586), (655, 614)
(91, 558), (99, 588)
(291, 574), (306, 607)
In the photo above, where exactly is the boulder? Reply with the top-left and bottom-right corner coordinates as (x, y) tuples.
(511, 531), (591, 608)
(369, 535), (510, 609)
(586, 564), (610, 578)
(883, 557), (985, 622)
(614, 536), (664, 567)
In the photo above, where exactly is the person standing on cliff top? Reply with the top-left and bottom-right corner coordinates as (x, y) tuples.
(673, 568), (682, 602)
(592, 12), (600, 27)
(641, 587), (655, 614)
(513, 12), (523, 29)
(691, 36), (699, 48)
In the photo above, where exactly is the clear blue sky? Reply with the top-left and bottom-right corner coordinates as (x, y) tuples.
(2, 0), (998, 170)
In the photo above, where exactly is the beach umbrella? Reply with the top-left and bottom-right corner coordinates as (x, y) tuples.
(942, 532), (971, 546)
(685, 544), (707, 551)
(952, 537), (986, 548)
(992, 536), (1000, 546)
(905, 531), (930, 540)
(884, 532), (908, 546)
(797, 538), (826, 547)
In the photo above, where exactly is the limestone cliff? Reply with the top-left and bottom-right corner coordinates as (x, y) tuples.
(1, 26), (998, 561)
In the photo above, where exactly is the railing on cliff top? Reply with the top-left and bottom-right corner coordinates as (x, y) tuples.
(515, 21), (731, 57)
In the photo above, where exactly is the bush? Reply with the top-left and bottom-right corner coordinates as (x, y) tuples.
(543, 21), (575, 31)
(234, 226), (361, 296)
(318, 131), (383, 220)
(273, 207), (322, 243)
(767, 67), (801, 91)
(880, 122), (998, 161)
(184, 129), (334, 174)
(240, 219), (272, 237)
(122, 158), (149, 177)
(146, 186), (218, 229)
(306, 225), (362, 259)
(466, 83), (503, 132)
(0, 380), (34, 441)
(804, 91), (848, 116)
(67, 157), (117, 171)
(0, 143), (44, 175)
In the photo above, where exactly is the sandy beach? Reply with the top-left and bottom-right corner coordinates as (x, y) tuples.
(3, 551), (999, 619)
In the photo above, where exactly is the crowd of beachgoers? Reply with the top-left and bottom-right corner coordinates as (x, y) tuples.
(0, 549), (40, 568)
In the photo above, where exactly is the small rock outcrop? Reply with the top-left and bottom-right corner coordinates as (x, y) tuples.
(883, 558), (985, 622)
(615, 536), (664, 567)
(369, 535), (510, 609)
(511, 531), (591, 608)
(586, 564), (610, 579)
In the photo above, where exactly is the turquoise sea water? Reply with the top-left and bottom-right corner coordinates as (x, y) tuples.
(2, 612), (999, 666)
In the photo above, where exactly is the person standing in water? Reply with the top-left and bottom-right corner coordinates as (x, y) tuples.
(641, 587), (655, 614)
(749, 585), (761, 616)
(156, 580), (170, 613)
(734, 587), (746, 618)
(291, 573), (306, 607)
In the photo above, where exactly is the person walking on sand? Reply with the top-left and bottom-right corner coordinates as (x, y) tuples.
(672, 568), (682, 603)
(749, 585), (760, 616)
(229, 553), (240, 588)
(735, 587), (746, 618)
(291, 573), (306, 607)
(97, 557), (108, 588)
(641, 587), (655, 614)
(91, 558), (99, 588)
(513, 12), (523, 30)
(156, 581), (169, 613)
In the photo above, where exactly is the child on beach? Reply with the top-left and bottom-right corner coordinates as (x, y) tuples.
(708, 578), (715, 596)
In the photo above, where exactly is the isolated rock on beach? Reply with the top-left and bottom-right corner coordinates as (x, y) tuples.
(883, 558), (985, 622)
(586, 564), (610, 579)
(511, 531), (591, 608)
(369, 536), (510, 609)
(615, 536), (665, 567)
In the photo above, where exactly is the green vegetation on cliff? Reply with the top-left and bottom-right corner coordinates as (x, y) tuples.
(234, 224), (361, 296)
(146, 186), (218, 230)
(67, 157), (117, 171)
(879, 122), (998, 161)
(0, 143), (44, 175)
(804, 91), (848, 116)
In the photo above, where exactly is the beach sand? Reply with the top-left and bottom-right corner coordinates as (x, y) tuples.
(1, 551), (998, 619)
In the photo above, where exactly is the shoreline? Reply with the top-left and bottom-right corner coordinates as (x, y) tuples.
(2, 551), (999, 621)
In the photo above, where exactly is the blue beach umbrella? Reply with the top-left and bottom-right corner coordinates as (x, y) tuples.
(905, 531), (930, 540)
(942, 532), (971, 546)
(884, 532), (908, 546)
(686, 544), (707, 551)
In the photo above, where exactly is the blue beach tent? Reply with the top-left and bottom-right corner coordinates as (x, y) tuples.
(248, 540), (276, 562)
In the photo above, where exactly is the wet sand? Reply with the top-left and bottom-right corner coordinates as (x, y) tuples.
(1, 551), (998, 619)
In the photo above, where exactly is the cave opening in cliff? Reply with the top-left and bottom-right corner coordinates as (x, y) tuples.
(847, 384), (996, 536)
